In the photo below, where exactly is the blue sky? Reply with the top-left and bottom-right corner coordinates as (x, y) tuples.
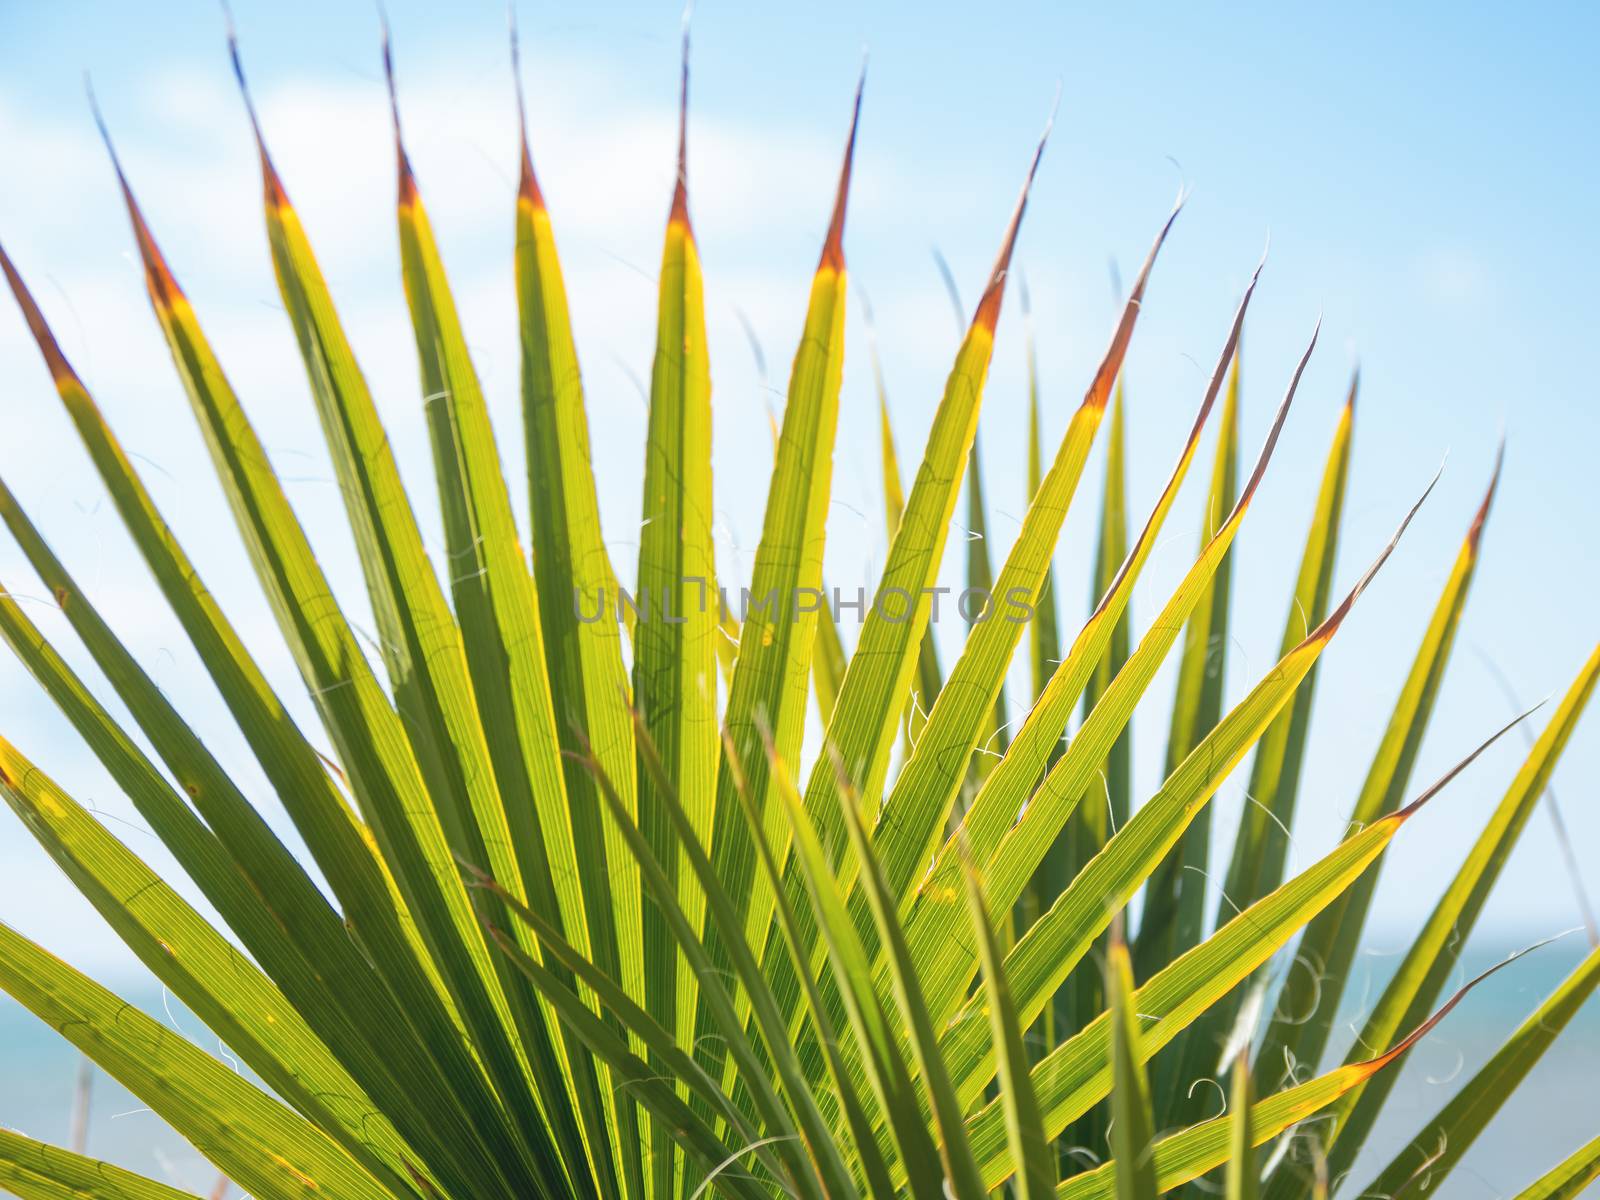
(1, 0), (1598, 991)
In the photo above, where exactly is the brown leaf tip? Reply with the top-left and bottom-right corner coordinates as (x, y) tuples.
(973, 101), (1053, 334)
(817, 64), (865, 274)
(509, 8), (547, 212)
(225, 17), (290, 210)
(1234, 316), (1319, 515)
(668, 26), (691, 231)
(1306, 463), (1439, 646)
(1080, 198), (1183, 416)
(518, 139), (545, 210)
(378, 16), (422, 208)
(1395, 702), (1541, 821)
(86, 84), (186, 309)
(1364, 936), (1555, 1073)
(1466, 437), (1505, 553)
(0, 241), (83, 386)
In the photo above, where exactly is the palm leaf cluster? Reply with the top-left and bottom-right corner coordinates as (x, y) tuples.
(0, 20), (1596, 1200)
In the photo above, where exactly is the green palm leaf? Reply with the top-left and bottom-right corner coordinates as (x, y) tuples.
(0, 33), (1579, 1200)
(1108, 921), (1158, 1200)
(693, 81), (862, 1104)
(1356, 941), (1600, 1198)
(0, 920), (398, 1200)
(1, 242), (531, 1200)
(1260, 450), (1502, 1098)
(1135, 342), (1241, 996)
(960, 701), (1531, 1186)
(1511, 1134), (1600, 1200)
(1317, 640), (1600, 1186)
(1163, 373), (1358, 1137)
(964, 847), (1056, 1200)
(0, 1129), (201, 1200)
(1225, 1055), (1257, 1200)
(1059, 948), (1532, 1199)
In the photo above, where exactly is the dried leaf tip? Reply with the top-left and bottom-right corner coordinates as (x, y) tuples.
(1363, 935), (1559, 1073)
(1344, 365), (1360, 416)
(378, 12), (420, 207)
(1393, 701), (1543, 822)
(668, 25), (691, 230)
(1128, 193), (1185, 308)
(509, 6), (546, 211)
(1467, 436), (1506, 553)
(1231, 316), (1319, 517)
(1307, 461), (1441, 645)
(1079, 197), (1185, 416)
(0, 241), (81, 386)
(224, 13), (290, 209)
(817, 63), (865, 274)
(973, 96), (1054, 334)
(86, 79), (184, 309)
(1156, 249), (1262, 473)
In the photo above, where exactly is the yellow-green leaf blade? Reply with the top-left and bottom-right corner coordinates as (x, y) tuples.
(0, 242), (522, 1199)
(0, 1128), (201, 1200)
(0, 922), (397, 1200)
(874, 204), (1178, 919)
(694, 86), (860, 1098)
(1134, 343), (1240, 997)
(104, 129), (551, 1190)
(1173, 380), (1356, 1111)
(963, 853), (1055, 1200)
(1107, 924), (1157, 1200)
(632, 82), (720, 1181)
(838, 778), (987, 1200)
(1511, 1134), (1600, 1200)
(962, 700), (1529, 1188)
(1057, 950), (1523, 1200)
(1322, 640), (1600, 1183)
(1357, 941), (1600, 1199)
(0, 476), (485, 1195)
(909, 258), (1260, 948)
(1226, 1055), (1257, 1200)
(906, 317), (1312, 1066)
(1055, 376), (1129, 1157)
(0, 731), (420, 1196)
(1220, 376), (1357, 913)
(769, 740), (946, 1200)
(868, 312), (943, 745)
(1260, 450), (1502, 1095)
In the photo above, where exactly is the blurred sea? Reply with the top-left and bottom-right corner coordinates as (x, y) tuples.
(1, 937), (1595, 1197)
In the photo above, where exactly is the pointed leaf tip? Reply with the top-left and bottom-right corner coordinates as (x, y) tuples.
(225, 22), (289, 209)
(1231, 316), (1319, 516)
(669, 26), (691, 229)
(1467, 439), (1505, 552)
(1363, 936), (1559, 1074)
(973, 116), (1050, 333)
(1077, 199), (1183, 416)
(509, 12), (546, 211)
(0, 242), (81, 385)
(86, 88), (185, 309)
(1307, 463), (1440, 645)
(379, 18), (420, 206)
(1393, 702), (1544, 822)
(818, 68), (865, 273)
